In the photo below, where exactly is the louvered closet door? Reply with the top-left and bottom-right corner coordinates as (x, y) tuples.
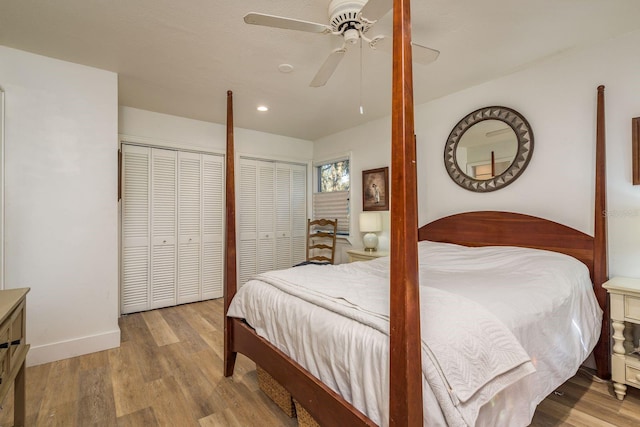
(238, 159), (306, 284)
(291, 164), (307, 266)
(177, 151), (202, 304)
(150, 148), (177, 309)
(275, 164), (292, 269)
(201, 154), (224, 299)
(257, 161), (275, 274)
(122, 145), (151, 314)
(238, 159), (257, 286)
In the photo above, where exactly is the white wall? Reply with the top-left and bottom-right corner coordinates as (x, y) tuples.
(119, 106), (313, 161)
(314, 118), (392, 251)
(314, 29), (640, 278)
(0, 46), (120, 365)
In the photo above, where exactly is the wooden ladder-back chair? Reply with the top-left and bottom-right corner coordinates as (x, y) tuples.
(306, 218), (338, 265)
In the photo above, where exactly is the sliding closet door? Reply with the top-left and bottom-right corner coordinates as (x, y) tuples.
(238, 159), (258, 286)
(291, 164), (307, 266)
(257, 161), (276, 274)
(150, 148), (177, 309)
(274, 163), (308, 268)
(238, 159), (276, 284)
(238, 158), (307, 286)
(201, 154), (224, 299)
(122, 145), (151, 314)
(177, 151), (201, 304)
(121, 144), (224, 313)
(275, 164), (292, 270)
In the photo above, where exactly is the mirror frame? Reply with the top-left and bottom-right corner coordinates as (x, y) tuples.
(444, 106), (534, 192)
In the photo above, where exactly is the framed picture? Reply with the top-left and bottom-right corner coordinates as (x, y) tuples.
(362, 167), (389, 211)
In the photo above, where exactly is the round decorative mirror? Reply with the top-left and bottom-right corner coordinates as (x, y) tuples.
(444, 106), (533, 192)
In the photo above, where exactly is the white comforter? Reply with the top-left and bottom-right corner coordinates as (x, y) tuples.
(227, 241), (602, 426)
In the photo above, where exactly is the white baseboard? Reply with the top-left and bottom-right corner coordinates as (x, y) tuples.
(26, 328), (121, 366)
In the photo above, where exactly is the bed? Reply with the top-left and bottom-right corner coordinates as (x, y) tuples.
(228, 241), (602, 426)
(222, 1), (610, 425)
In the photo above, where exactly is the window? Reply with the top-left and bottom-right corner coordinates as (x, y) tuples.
(318, 159), (350, 192)
(313, 157), (350, 235)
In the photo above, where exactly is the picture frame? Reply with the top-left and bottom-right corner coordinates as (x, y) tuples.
(362, 167), (389, 211)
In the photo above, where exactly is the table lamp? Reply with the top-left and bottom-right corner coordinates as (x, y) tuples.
(359, 212), (382, 252)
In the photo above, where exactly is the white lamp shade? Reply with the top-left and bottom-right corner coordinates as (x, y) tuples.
(359, 212), (382, 232)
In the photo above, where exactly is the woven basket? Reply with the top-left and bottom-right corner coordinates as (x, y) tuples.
(293, 399), (321, 427)
(256, 365), (295, 417)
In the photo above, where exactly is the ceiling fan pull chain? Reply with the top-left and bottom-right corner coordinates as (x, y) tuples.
(359, 34), (364, 115)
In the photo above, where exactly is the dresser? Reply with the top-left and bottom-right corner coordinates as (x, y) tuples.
(346, 249), (389, 263)
(0, 288), (30, 426)
(602, 277), (640, 400)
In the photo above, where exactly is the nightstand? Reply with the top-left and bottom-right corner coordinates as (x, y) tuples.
(603, 277), (640, 400)
(346, 249), (389, 263)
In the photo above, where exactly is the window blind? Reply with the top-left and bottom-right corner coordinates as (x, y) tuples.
(312, 190), (349, 234)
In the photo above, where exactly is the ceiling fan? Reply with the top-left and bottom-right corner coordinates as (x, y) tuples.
(244, 0), (439, 87)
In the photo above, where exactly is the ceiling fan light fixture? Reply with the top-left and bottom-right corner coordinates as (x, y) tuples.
(344, 28), (360, 44)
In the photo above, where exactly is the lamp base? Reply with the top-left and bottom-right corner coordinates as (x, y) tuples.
(363, 232), (378, 252)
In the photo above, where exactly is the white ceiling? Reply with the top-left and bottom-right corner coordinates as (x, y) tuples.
(1, 0), (640, 141)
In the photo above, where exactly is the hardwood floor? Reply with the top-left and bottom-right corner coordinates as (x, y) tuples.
(0, 298), (638, 426)
(530, 370), (640, 426)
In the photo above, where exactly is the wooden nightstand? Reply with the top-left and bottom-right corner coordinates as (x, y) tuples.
(0, 288), (30, 426)
(346, 249), (389, 263)
(603, 277), (640, 400)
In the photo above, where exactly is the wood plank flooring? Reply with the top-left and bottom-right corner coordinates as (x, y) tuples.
(0, 298), (638, 426)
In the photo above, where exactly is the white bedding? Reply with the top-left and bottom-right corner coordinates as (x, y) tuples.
(227, 241), (602, 426)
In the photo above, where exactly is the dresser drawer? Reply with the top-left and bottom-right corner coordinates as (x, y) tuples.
(0, 320), (9, 347)
(0, 287), (29, 425)
(626, 295), (640, 321)
(0, 347), (7, 386)
(626, 364), (640, 386)
(0, 322), (8, 386)
(8, 300), (25, 358)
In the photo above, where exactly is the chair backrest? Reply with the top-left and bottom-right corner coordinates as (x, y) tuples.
(306, 218), (338, 264)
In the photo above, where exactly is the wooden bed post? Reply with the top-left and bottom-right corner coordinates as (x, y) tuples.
(593, 85), (610, 379)
(224, 90), (238, 377)
(389, 0), (423, 425)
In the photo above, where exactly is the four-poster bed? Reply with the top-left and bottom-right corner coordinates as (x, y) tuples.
(223, 1), (610, 425)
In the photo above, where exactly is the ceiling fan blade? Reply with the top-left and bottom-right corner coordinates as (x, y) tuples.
(370, 36), (440, 65)
(244, 13), (332, 34)
(359, 0), (393, 23)
(411, 42), (440, 65)
(310, 48), (347, 87)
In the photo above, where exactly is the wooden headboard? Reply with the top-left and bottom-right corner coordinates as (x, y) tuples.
(419, 211), (596, 280)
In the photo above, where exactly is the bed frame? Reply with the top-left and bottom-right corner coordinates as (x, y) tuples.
(223, 1), (610, 425)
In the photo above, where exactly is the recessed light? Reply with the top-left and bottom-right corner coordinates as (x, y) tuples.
(278, 63), (294, 73)
(257, 105), (269, 112)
